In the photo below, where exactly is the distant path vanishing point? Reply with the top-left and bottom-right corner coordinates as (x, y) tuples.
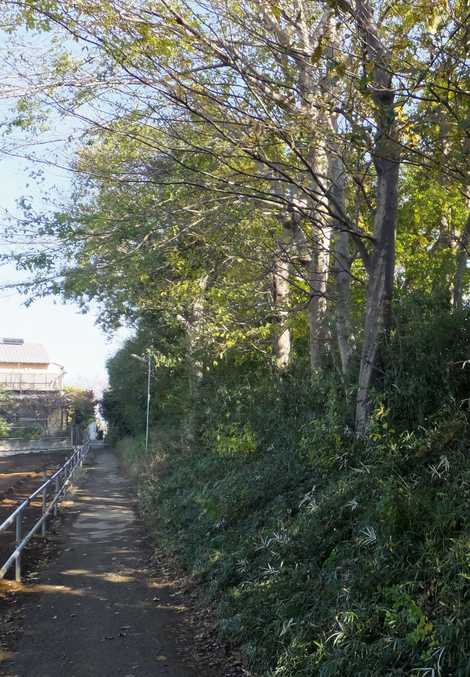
(1, 449), (207, 677)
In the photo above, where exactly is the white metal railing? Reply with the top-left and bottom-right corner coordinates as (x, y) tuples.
(0, 371), (64, 392)
(0, 442), (90, 581)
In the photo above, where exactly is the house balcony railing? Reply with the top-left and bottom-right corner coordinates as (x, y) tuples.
(0, 371), (64, 393)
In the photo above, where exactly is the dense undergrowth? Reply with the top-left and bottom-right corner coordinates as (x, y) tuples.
(113, 305), (470, 676)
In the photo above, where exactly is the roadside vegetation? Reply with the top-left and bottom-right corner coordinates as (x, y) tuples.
(109, 304), (470, 676)
(0, 390), (11, 438)
(0, 0), (468, 674)
(0, 388), (94, 441)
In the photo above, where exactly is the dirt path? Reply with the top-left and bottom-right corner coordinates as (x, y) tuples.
(1, 449), (212, 677)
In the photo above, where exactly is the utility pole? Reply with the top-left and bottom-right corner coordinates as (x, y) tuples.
(145, 351), (151, 454)
(131, 351), (152, 454)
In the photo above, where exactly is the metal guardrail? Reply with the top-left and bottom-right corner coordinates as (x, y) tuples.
(0, 442), (90, 582)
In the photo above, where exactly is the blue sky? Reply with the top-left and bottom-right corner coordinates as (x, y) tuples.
(0, 132), (129, 395)
(0, 27), (134, 395)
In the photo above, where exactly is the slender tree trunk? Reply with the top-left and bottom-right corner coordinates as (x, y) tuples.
(330, 153), (352, 377)
(327, 35), (352, 378)
(383, 203), (397, 334)
(335, 227), (352, 376)
(307, 143), (332, 371)
(452, 116), (470, 309)
(452, 202), (470, 310)
(351, 0), (400, 436)
(290, 11), (335, 374)
(272, 234), (291, 370)
(355, 148), (399, 435)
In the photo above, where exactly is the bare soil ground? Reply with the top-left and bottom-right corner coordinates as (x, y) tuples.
(0, 451), (68, 501)
(0, 451), (68, 577)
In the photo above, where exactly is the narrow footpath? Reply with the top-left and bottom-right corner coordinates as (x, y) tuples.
(1, 449), (210, 677)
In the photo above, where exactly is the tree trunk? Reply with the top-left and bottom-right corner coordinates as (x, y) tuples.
(290, 12), (335, 375)
(272, 234), (291, 370)
(307, 143), (331, 372)
(452, 204), (470, 310)
(351, 0), (400, 436)
(327, 54), (352, 379)
(330, 154), (352, 377)
(452, 113), (470, 308)
(355, 148), (399, 436)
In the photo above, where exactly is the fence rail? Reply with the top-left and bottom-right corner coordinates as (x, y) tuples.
(0, 442), (90, 581)
(0, 373), (64, 392)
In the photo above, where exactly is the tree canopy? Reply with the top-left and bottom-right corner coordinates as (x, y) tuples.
(1, 2), (470, 674)
(2, 0), (468, 435)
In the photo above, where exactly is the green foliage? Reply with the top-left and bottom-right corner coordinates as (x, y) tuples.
(0, 416), (10, 438)
(207, 422), (257, 457)
(381, 298), (470, 427)
(1, 1), (469, 674)
(64, 387), (95, 426)
(102, 317), (191, 442)
(14, 424), (43, 440)
(114, 308), (470, 676)
(0, 390), (11, 438)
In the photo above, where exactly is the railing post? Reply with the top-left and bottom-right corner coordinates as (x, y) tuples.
(54, 476), (60, 517)
(15, 513), (22, 582)
(41, 472), (47, 537)
(1, 443), (91, 582)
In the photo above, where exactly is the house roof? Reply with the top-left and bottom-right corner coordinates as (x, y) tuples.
(0, 339), (50, 364)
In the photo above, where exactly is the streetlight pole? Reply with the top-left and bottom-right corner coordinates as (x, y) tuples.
(131, 351), (152, 454)
(145, 351), (151, 454)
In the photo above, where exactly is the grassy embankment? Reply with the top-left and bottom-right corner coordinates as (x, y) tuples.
(116, 309), (470, 676)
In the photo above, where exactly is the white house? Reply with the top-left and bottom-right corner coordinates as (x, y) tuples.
(0, 338), (64, 393)
(0, 338), (66, 435)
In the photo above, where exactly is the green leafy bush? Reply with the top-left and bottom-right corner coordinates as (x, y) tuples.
(0, 416), (10, 438)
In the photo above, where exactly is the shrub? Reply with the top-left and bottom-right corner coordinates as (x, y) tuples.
(114, 306), (470, 675)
